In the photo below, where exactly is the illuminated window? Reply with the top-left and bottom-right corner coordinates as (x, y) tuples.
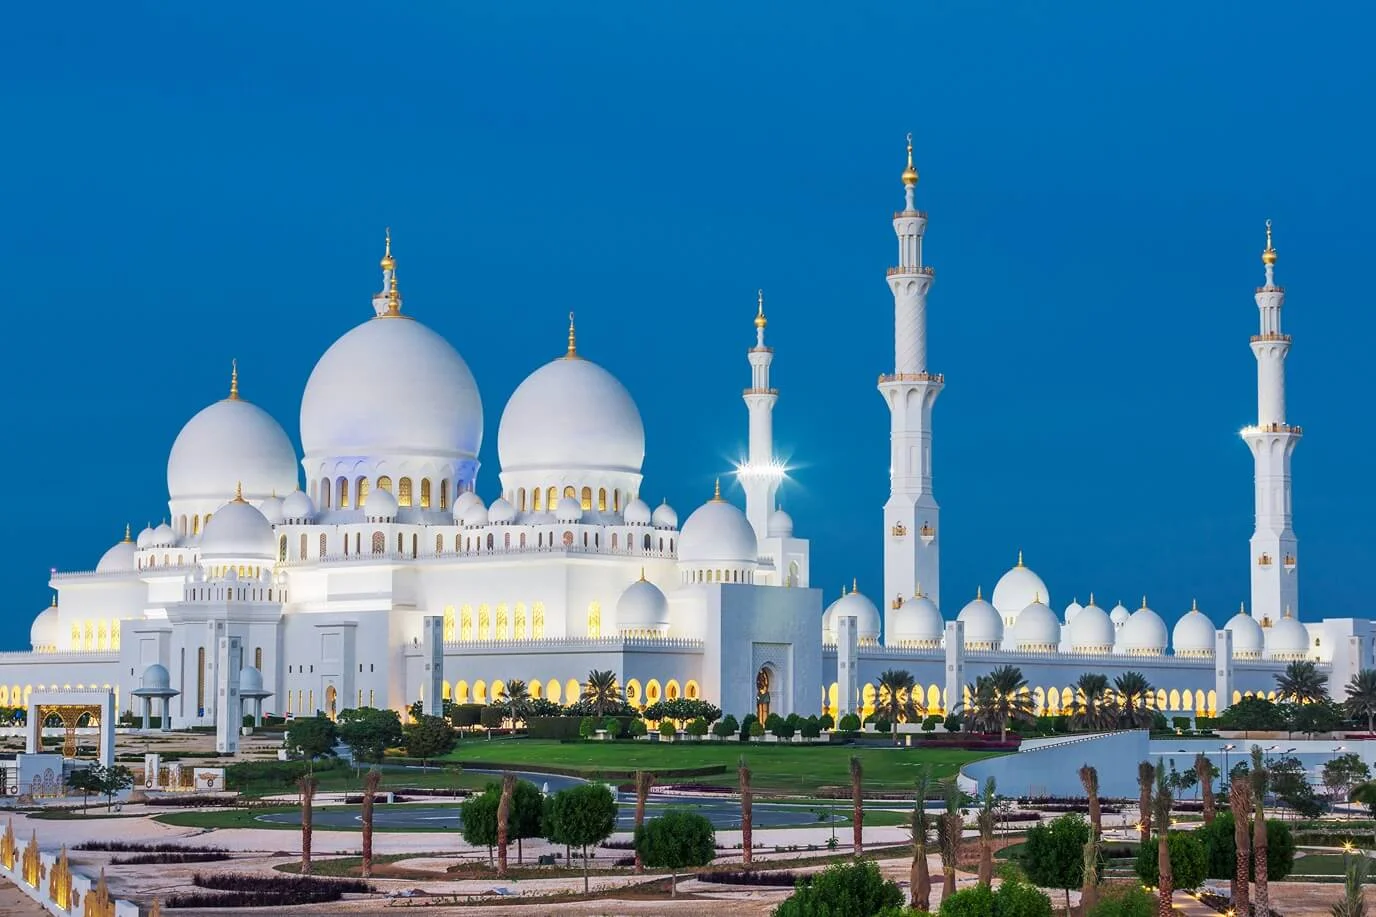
(547, 486), (557, 508)
(111, 619), (120, 650)
(581, 487), (592, 511)
(398, 477), (413, 507)
(338, 477), (349, 508)
(514, 603), (527, 639)
(443, 605), (455, 642)
(532, 488), (542, 511)
(255, 647), (262, 669)
(598, 488), (607, 512)
(460, 605), (473, 641)
(193, 514), (201, 535)
(357, 477), (370, 508)
(377, 475), (392, 492)
(614, 490), (621, 512)
(478, 605), (491, 640)
(372, 532), (385, 554)
(532, 603), (545, 639)
(564, 485), (576, 501)
(83, 622), (93, 651)
(97, 621), (107, 651)
(420, 479), (431, 509)
(440, 480), (449, 511)
(369, 689), (375, 706)
(587, 602), (601, 638)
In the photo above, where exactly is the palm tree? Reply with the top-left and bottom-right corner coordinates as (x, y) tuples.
(874, 669), (923, 744)
(581, 670), (621, 717)
(1137, 761), (1155, 845)
(1229, 778), (1252, 913)
(850, 755), (864, 857)
(976, 777), (997, 888)
(298, 773), (317, 875)
(496, 772), (515, 877)
(1153, 761), (1174, 915)
(1351, 780), (1376, 819)
(937, 782), (962, 900)
(633, 770), (654, 874)
(910, 766), (934, 910)
(1115, 672), (1156, 729)
(1276, 660), (1329, 704)
(1079, 765), (1101, 913)
(1345, 669), (1376, 734)
(361, 768), (381, 878)
(1333, 845), (1371, 917)
(1251, 746), (1270, 916)
(985, 665), (1036, 741)
(1195, 754), (1216, 826)
(957, 679), (994, 733)
(1069, 673), (1116, 732)
(739, 756), (753, 867)
(496, 679), (533, 724)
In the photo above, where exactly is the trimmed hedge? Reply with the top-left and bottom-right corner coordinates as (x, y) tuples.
(111, 852), (231, 865)
(700, 870), (803, 887)
(166, 873), (372, 909)
(453, 759), (726, 781)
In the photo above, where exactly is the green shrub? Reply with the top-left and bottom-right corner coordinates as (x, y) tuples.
(1195, 813), (1295, 881)
(579, 717), (597, 739)
(993, 877), (1053, 917)
(818, 712), (834, 730)
(1134, 832), (1207, 890)
(686, 717), (708, 737)
(938, 883), (995, 916)
(774, 861), (902, 917)
(800, 716), (821, 739)
(874, 717), (892, 734)
(1086, 884), (1155, 917)
(479, 705), (505, 728)
(526, 716), (582, 740)
(659, 720), (676, 738)
(838, 713), (861, 732)
(712, 715), (738, 738)
(748, 721), (765, 738)
(1171, 716), (1192, 732)
(627, 718), (648, 737)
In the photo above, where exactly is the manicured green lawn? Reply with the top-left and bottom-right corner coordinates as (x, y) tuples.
(442, 738), (994, 795)
(1292, 852), (1376, 880)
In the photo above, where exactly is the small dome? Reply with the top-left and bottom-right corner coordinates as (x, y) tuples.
(200, 497), (275, 559)
(488, 497), (516, 524)
(1109, 602), (1132, 628)
(150, 522), (177, 548)
(651, 500), (678, 529)
(1226, 610), (1264, 658)
(136, 526), (156, 549)
(238, 665), (264, 692)
(766, 507), (794, 538)
(678, 495), (757, 565)
(554, 497), (583, 524)
(991, 554), (1050, 625)
(259, 494), (285, 524)
(1172, 602), (1216, 658)
(1011, 600), (1060, 652)
(366, 486), (399, 521)
(141, 664), (171, 690)
(1266, 610), (1309, 660)
(281, 489), (316, 523)
(168, 394), (298, 506)
(889, 592), (944, 646)
(452, 491), (482, 523)
(1067, 601), (1115, 653)
(1063, 598), (1084, 625)
(828, 589), (881, 644)
(956, 592), (1003, 648)
(30, 599), (61, 651)
(624, 497), (652, 526)
(97, 530), (137, 573)
(615, 575), (669, 634)
(1118, 600), (1168, 656)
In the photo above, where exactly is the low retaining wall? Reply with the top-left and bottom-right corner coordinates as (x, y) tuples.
(0, 819), (141, 916)
(960, 731), (1150, 798)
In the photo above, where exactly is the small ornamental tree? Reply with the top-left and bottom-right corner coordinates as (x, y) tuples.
(659, 720), (676, 738)
(93, 764), (135, 812)
(1195, 812), (1295, 882)
(627, 718), (648, 738)
(800, 716), (821, 739)
(547, 783), (618, 893)
(711, 718), (735, 739)
(285, 715), (339, 767)
(579, 716), (597, 739)
(1021, 812), (1090, 913)
(67, 768), (100, 811)
(634, 809), (715, 897)
(1134, 831), (1207, 891)
(838, 712), (861, 733)
(819, 712), (835, 730)
(404, 715), (456, 766)
(336, 706), (403, 764)
(748, 721), (764, 738)
(772, 716), (795, 740)
(686, 717), (708, 738)
(1085, 884), (1155, 917)
(773, 860), (903, 917)
(460, 784), (500, 864)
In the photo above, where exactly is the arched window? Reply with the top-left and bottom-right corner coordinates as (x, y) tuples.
(598, 488), (607, 512)
(614, 490), (621, 512)
(514, 603), (527, 639)
(420, 478), (432, 509)
(377, 475), (392, 493)
(486, 533), (494, 550)
(460, 605), (473, 641)
(518, 488), (526, 512)
(685, 680), (700, 700)
(337, 477), (349, 508)
(547, 486), (557, 509)
(580, 486), (592, 511)
(546, 678), (561, 703)
(398, 477), (413, 507)
(473, 681), (487, 704)
(412, 534), (418, 558)
(278, 535), (287, 561)
(566, 678), (580, 703)
(587, 602), (601, 638)
(563, 485), (576, 502)
(356, 477), (370, 508)
(196, 646), (206, 714)
(397, 532), (404, 553)
(611, 533), (618, 549)
(532, 487), (542, 512)
(371, 532), (385, 554)
(193, 514), (201, 535)
(519, 532), (526, 548)
(478, 605), (491, 640)
(319, 534), (327, 557)
(532, 602), (545, 638)
(454, 680), (469, 703)
(320, 478), (332, 510)
(643, 533), (652, 550)
(666, 679), (680, 701)
(344, 535), (350, 557)
(436, 534), (443, 554)
(504, 532), (511, 549)
(255, 647), (263, 669)
(440, 479), (450, 511)
(496, 604), (509, 639)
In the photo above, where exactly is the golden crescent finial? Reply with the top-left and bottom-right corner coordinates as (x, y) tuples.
(1016, 549), (1024, 567)
(754, 289), (767, 329)
(902, 132), (918, 186)
(380, 227), (395, 271)
(228, 359), (239, 400)
(852, 576), (858, 593)
(565, 311), (578, 358)
(712, 477), (722, 501)
(1262, 219), (1277, 266)
(976, 585), (982, 600)
(123, 523), (132, 543)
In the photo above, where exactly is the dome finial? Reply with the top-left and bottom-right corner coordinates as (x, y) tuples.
(1283, 603), (1293, 618)
(1191, 598), (1199, 613)
(852, 576), (859, 593)
(711, 477), (722, 502)
(902, 132), (918, 186)
(976, 584), (983, 600)
(382, 267), (402, 317)
(754, 289), (767, 330)
(914, 581), (922, 598)
(565, 311), (578, 359)
(1141, 595), (1148, 609)
(639, 567), (646, 582)
(122, 523), (132, 543)
(1262, 219), (1277, 266)
(1016, 549), (1024, 567)
(380, 227), (395, 272)
(1088, 591), (1095, 605)
(229, 359), (240, 400)
(50, 592), (57, 607)
(233, 481), (245, 503)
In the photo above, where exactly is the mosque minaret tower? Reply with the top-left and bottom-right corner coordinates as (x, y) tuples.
(741, 290), (780, 543)
(881, 134), (942, 617)
(1243, 221), (1300, 626)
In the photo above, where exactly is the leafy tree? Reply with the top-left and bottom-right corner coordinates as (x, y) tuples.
(1069, 673), (1116, 732)
(819, 712), (835, 730)
(1195, 811), (1295, 882)
(1275, 659), (1329, 704)
(773, 860), (903, 917)
(404, 715), (456, 766)
(1270, 754), (1330, 817)
(285, 715), (339, 766)
(837, 712), (861, 733)
(937, 883), (995, 917)
(659, 720), (676, 738)
(547, 782), (617, 893)
(686, 717), (709, 738)
(627, 718), (648, 738)
(1113, 671), (1155, 729)
(992, 877), (1053, 917)
(874, 669), (922, 744)
(772, 715), (795, 740)
(1290, 699), (1345, 738)
(1216, 696), (1286, 735)
(90, 763), (134, 811)
(1352, 780), (1376, 818)
(748, 720), (765, 738)
(800, 716), (821, 739)
(634, 809), (715, 898)
(67, 768), (100, 811)
(1344, 668), (1376, 734)
(507, 778), (546, 863)
(712, 714), (738, 738)
(460, 785), (499, 863)
(336, 706), (402, 764)
(1085, 884), (1154, 917)
(579, 716), (597, 738)
(943, 712), (962, 733)
(1134, 832), (1206, 891)
(1021, 812), (1089, 913)
(982, 666), (1036, 741)
(581, 669), (622, 717)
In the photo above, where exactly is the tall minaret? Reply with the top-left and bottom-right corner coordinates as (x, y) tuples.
(742, 290), (780, 542)
(880, 134), (942, 613)
(1242, 220), (1300, 625)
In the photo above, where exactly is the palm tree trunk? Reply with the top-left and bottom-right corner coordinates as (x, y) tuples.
(1230, 782), (1251, 915)
(1079, 765), (1100, 913)
(634, 770), (654, 874)
(496, 772), (514, 878)
(1156, 829), (1173, 916)
(1196, 755), (1215, 826)
(298, 774), (317, 876)
(911, 837), (930, 910)
(361, 768), (380, 878)
(850, 756), (864, 857)
(739, 759), (753, 867)
(1253, 805), (1269, 916)
(978, 836), (992, 888)
(1137, 762), (1154, 846)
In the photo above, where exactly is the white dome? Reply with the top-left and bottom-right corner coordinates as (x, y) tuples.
(1226, 610), (1265, 658)
(1063, 598), (1084, 625)
(238, 665), (264, 692)
(301, 314), (483, 462)
(168, 395), (298, 504)
(281, 489), (316, 523)
(1011, 600), (1061, 651)
(1109, 602), (1132, 627)
(258, 494), (285, 524)
(821, 597), (840, 642)
(652, 501), (678, 529)
(136, 526), (155, 549)
(97, 531), (137, 573)
(1172, 603), (1216, 657)
(828, 590), (881, 644)
(554, 497), (583, 524)
(889, 593), (944, 646)
(1118, 601), (1168, 655)
(488, 497), (516, 524)
(615, 576), (670, 634)
(150, 522), (176, 548)
(624, 498), (652, 526)
(1067, 601), (1115, 653)
(199, 497), (274, 559)
(678, 496), (757, 564)
(141, 664), (171, 691)
(1266, 611), (1309, 660)
(30, 600), (61, 651)
(365, 486), (399, 521)
(991, 555), (1050, 624)
(767, 507), (794, 538)
(956, 592), (1003, 648)
(452, 491), (482, 523)
(497, 355), (644, 476)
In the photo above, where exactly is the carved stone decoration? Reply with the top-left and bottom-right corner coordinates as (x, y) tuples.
(50, 846), (72, 909)
(82, 869), (114, 917)
(0, 818), (15, 870)
(21, 831), (40, 887)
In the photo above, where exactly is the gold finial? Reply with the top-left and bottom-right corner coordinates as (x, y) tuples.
(1034, 590), (1041, 604)
(639, 567), (646, 582)
(1016, 549), (1024, 567)
(852, 577), (858, 593)
(380, 227), (395, 272)
(976, 585), (983, 600)
(712, 477), (722, 501)
(122, 524), (131, 543)
(50, 593), (57, 607)
(914, 581), (923, 598)
(1088, 592), (1095, 606)
(754, 289), (767, 330)
(233, 481), (245, 503)
(565, 311), (578, 359)
(1191, 598), (1199, 613)
(902, 132), (918, 186)
(228, 359), (240, 400)
(1283, 604), (1293, 618)
(382, 267), (402, 317)
(1141, 595), (1148, 609)
(1262, 219), (1277, 266)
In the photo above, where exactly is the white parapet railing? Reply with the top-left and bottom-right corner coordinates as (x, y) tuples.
(0, 818), (142, 915)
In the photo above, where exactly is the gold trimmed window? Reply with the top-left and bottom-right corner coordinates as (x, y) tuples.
(398, 477), (413, 507)
(420, 479), (432, 509)
(377, 475), (392, 492)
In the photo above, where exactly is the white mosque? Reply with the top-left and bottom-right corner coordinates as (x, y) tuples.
(6, 143), (1370, 737)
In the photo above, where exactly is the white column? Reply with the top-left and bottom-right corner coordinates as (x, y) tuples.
(215, 636), (242, 754)
(836, 616), (859, 717)
(1213, 630), (1233, 715)
(943, 621), (965, 717)
(421, 616), (444, 717)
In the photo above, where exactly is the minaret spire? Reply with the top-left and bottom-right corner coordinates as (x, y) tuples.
(373, 229), (402, 317)
(1242, 219), (1300, 624)
(228, 359), (239, 400)
(742, 289), (781, 544)
(565, 312), (579, 359)
(880, 134), (942, 630)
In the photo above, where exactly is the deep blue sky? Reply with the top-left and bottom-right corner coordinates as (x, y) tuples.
(5, 3), (1371, 647)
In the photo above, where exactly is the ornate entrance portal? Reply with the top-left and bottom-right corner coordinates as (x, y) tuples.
(25, 691), (115, 766)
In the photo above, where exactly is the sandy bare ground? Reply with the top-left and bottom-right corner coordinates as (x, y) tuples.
(0, 877), (51, 916)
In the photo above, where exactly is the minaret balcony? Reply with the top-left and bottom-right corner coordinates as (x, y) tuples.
(886, 265), (936, 277)
(742, 387), (779, 396)
(1242, 423), (1302, 435)
(1257, 552), (1273, 567)
(1283, 554), (1296, 571)
(1250, 333), (1291, 343)
(919, 522), (936, 544)
(878, 372), (944, 384)
(893, 209), (928, 219)
(1255, 285), (1286, 294)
